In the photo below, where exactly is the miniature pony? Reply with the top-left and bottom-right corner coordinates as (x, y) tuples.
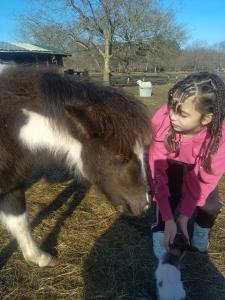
(0, 67), (150, 267)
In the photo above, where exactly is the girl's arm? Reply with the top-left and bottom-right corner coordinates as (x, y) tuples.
(149, 104), (173, 221)
(150, 154), (173, 220)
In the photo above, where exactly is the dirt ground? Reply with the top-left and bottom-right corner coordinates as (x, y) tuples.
(0, 84), (224, 300)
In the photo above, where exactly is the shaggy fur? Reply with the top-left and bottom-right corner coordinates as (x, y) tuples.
(0, 66), (151, 266)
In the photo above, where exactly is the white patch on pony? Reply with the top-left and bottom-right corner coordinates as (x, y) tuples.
(0, 211), (52, 267)
(19, 109), (84, 175)
(134, 142), (146, 179)
(155, 261), (186, 300)
(134, 142), (150, 205)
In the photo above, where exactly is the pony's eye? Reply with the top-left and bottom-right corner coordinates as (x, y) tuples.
(122, 156), (130, 163)
(115, 155), (130, 164)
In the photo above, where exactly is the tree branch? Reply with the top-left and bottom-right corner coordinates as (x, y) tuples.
(68, 0), (104, 36)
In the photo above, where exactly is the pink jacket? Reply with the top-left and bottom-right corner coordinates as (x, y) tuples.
(149, 103), (225, 221)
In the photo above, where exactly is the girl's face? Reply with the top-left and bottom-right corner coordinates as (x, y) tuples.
(169, 96), (209, 137)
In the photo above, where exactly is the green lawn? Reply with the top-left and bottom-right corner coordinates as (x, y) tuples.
(123, 83), (171, 116)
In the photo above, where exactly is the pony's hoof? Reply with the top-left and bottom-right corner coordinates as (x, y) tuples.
(46, 257), (59, 267)
(24, 250), (56, 267)
(38, 252), (54, 267)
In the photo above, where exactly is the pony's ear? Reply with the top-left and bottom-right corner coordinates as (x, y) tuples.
(64, 104), (105, 139)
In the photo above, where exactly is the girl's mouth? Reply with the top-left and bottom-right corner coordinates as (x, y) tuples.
(172, 124), (183, 132)
(172, 123), (179, 128)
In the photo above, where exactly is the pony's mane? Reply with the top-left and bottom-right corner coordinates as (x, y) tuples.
(0, 66), (150, 156)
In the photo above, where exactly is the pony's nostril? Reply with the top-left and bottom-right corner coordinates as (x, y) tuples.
(143, 203), (150, 213)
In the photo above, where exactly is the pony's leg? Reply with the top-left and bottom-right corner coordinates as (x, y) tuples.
(0, 188), (53, 267)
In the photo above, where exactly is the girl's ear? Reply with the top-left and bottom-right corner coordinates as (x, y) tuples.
(201, 113), (213, 126)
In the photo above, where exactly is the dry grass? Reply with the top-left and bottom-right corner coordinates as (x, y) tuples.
(0, 84), (224, 300)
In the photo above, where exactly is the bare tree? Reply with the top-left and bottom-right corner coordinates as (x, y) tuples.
(16, 0), (186, 82)
(214, 41), (225, 71)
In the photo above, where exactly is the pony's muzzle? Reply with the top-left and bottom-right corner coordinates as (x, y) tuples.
(144, 203), (150, 213)
(135, 195), (151, 217)
(143, 191), (151, 214)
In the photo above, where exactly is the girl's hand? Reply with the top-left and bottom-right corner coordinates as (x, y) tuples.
(164, 219), (177, 251)
(176, 214), (190, 245)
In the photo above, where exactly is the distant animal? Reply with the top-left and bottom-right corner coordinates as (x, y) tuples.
(0, 67), (151, 267)
(155, 233), (188, 300)
(137, 80), (152, 88)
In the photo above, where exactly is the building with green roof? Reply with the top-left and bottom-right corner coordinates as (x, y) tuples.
(0, 41), (71, 70)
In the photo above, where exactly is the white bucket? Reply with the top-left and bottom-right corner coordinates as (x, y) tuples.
(139, 86), (152, 97)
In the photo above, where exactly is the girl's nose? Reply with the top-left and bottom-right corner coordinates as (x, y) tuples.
(169, 110), (177, 121)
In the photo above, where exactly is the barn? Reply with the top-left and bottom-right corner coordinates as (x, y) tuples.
(0, 41), (71, 72)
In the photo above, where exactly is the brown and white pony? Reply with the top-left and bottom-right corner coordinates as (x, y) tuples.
(0, 67), (151, 267)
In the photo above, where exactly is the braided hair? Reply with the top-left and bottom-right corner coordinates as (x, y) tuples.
(165, 72), (225, 172)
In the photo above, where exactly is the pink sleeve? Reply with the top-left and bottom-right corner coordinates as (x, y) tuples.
(150, 156), (173, 220)
(179, 137), (225, 218)
(149, 104), (173, 221)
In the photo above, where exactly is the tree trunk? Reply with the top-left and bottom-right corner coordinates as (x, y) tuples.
(103, 37), (112, 85)
(103, 55), (111, 84)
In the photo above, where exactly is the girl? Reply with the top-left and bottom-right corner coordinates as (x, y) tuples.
(149, 72), (225, 259)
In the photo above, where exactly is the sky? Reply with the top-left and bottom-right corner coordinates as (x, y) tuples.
(168, 0), (225, 46)
(0, 1), (29, 41)
(0, 0), (225, 46)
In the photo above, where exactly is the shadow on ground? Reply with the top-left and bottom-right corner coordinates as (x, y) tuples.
(183, 250), (225, 300)
(83, 213), (157, 300)
(84, 214), (225, 300)
(0, 166), (90, 268)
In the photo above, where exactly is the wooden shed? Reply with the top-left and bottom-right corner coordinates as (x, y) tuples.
(0, 41), (71, 71)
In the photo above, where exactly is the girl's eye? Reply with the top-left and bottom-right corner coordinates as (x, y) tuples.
(180, 114), (188, 118)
